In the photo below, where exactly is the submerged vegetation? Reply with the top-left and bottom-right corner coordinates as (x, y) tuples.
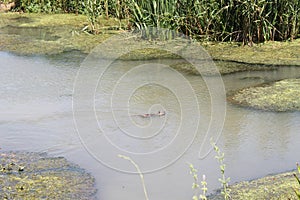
(1, 0), (299, 43)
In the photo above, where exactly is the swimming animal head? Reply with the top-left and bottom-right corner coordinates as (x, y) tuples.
(157, 111), (166, 116)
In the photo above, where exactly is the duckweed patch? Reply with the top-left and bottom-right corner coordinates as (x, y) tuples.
(0, 151), (97, 199)
(228, 79), (300, 112)
(210, 171), (299, 200)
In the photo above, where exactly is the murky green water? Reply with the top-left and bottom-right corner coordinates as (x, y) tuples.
(0, 51), (300, 199)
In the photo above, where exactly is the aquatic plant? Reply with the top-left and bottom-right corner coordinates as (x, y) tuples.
(189, 163), (208, 200)
(189, 142), (231, 200)
(211, 141), (231, 200)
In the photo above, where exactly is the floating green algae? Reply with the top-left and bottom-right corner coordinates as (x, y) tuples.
(228, 78), (300, 112)
(209, 171), (299, 200)
(0, 151), (97, 199)
(203, 41), (300, 66)
(0, 13), (120, 55)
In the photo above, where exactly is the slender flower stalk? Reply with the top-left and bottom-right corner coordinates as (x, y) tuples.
(211, 140), (231, 200)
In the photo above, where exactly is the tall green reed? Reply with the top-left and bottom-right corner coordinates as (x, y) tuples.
(82, 0), (102, 33)
(12, 0), (300, 43)
(124, 0), (300, 43)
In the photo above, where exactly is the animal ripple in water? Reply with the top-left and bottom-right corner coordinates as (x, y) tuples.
(0, 151), (97, 199)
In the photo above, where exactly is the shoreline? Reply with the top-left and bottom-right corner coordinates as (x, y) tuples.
(209, 169), (299, 200)
(0, 13), (299, 65)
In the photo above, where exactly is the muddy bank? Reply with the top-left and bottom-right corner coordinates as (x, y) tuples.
(228, 78), (300, 112)
(0, 151), (97, 199)
(210, 170), (299, 200)
(170, 60), (278, 75)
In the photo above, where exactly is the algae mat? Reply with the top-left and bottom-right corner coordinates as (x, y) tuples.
(228, 79), (300, 112)
(0, 151), (97, 199)
(0, 13), (116, 55)
(210, 171), (299, 200)
(204, 41), (300, 66)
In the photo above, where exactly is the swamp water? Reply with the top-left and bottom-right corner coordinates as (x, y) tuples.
(0, 51), (300, 199)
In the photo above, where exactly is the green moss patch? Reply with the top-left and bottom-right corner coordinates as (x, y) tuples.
(210, 171), (299, 200)
(204, 41), (300, 66)
(1, 13), (300, 68)
(228, 78), (300, 112)
(0, 13), (122, 55)
(0, 151), (97, 199)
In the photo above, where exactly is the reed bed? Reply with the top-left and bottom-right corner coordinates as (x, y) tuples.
(13, 0), (300, 43)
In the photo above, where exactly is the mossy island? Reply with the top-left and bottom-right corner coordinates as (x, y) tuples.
(228, 79), (300, 112)
(210, 170), (300, 200)
(0, 151), (97, 199)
